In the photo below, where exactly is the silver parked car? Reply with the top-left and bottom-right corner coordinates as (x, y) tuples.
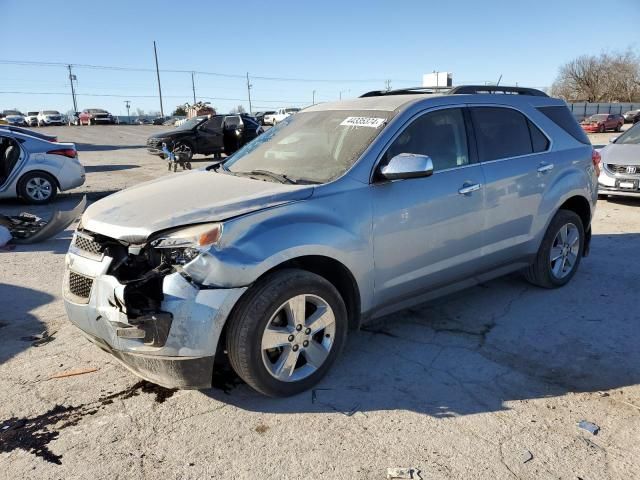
(0, 129), (85, 203)
(598, 122), (640, 198)
(63, 86), (598, 396)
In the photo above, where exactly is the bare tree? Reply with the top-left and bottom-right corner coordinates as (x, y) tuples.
(551, 49), (640, 102)
(230, 105), (246, 114)
(135, 108), (145, 117)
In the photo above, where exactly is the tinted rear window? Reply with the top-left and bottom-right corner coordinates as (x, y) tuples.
(471, 107), (533, 161)
(537, 106), (590, 145)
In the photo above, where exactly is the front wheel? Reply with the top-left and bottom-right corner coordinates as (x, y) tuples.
(226, 269), (348, 397)
(525, 210), (584, 288)
(598, 124), (605, 133)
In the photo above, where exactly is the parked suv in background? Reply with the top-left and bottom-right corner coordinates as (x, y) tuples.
(79, 108), (115, 125)
(37, 110), (64, 126)
(146, 113), (262, 160)
(25, 112), (39, 127)
(581, 113), (624, 133)
(64, 85), (597, 396)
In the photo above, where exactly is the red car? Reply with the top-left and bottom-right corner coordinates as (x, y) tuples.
(580, 113), (624, 133)
(78, 108), (116, 126)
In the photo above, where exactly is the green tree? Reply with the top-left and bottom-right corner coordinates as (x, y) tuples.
(173, 105), (187, 116)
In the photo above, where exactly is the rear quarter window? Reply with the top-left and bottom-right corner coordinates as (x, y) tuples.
(537, 106), (590, 145)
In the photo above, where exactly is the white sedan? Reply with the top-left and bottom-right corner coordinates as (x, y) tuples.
(0, 128), (85, 204)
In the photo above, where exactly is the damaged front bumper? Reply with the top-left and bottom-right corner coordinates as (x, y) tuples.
(62, 231), (246, 389)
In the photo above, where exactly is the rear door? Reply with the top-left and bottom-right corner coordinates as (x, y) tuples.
(469, 106), (553, 267)
(371, 107), (486, 308)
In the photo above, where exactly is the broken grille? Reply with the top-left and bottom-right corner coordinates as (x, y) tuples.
(73, 233), (104, 257)
(68, 272), (93, 301)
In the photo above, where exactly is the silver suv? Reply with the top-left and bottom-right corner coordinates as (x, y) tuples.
(64, 85), (598, 396)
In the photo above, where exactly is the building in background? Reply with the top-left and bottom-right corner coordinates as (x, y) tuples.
(423, 72), (453, 89)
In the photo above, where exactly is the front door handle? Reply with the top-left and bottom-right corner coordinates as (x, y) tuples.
(537, 163), (554, 174)
(458, 183), (481, 195)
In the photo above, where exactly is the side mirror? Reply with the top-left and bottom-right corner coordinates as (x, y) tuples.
(609, 136), (619, 144)
(379, 153), (434, 180)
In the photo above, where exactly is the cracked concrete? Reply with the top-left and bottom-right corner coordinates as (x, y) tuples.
(1, 126), (639, 479)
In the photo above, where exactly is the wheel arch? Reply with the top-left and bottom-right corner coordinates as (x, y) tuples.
(16, 168), (61, 194)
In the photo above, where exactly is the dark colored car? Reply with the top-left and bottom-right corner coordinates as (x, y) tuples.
(580, 113), (624, 133)
(255, 111), (275, 125)
(0, 125), (57, 142)
(146, 114), (263, 160)
(136, 118), (152, 125)
(78, 108), (116, 126)
(633, 111), (640, 124)
(152, 116), (169, 125)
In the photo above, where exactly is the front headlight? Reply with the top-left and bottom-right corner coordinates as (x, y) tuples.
(150, 223), (222, 265)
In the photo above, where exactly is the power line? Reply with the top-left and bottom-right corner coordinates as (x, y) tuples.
(0, 59), (417, 84)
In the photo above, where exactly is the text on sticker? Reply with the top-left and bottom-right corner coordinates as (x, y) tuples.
(340, 117), (386, 128)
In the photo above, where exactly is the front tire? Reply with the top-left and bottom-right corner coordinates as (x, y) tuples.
(226, 269), (348, 397)
(18, 171), (58, 204)
(525, 210), (584, 288)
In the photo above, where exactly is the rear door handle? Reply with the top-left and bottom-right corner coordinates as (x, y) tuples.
(537, 163), (554, 173)
(458, 183), (481, 195)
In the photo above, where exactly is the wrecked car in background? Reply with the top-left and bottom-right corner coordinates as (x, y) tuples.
(0, 128), (85, 204)
(64, 85), (597, 397)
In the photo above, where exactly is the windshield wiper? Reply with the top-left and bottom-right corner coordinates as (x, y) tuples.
(241, 169), (296, 184)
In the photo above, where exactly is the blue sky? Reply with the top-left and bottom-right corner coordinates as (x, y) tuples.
(1, 0), (638, 116)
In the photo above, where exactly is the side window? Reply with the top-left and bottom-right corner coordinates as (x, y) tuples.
(528, 120), (549, 153)
(384, 108), (469, 172)
(202, 116), (223, 132)
(471, 107), (534, 161)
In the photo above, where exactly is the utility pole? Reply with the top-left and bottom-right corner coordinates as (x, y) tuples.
(67, 65), (77, 112)
(312, 90), (316, 105)
(246, 72), (253, 114)
(124, 100), (131, 124)
(339, 89), (350, 100)
(191, 72), (197, 104)
(496, 74), (503, 86)
(385, 79), (392, 92)
(153, 41), (164, 117)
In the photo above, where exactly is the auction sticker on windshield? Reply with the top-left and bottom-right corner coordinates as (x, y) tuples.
(340, 117), (386, 128)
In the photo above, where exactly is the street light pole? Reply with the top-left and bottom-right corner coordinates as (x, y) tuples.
(191, 71), (197, 104)
(246, 72), (253, 114)
(67, 64), (77, 112)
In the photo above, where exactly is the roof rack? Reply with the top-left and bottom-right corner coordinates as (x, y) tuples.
(447, 85), (548, 97)
(359, 85), (548, 98)
(359, 86), (449, 98)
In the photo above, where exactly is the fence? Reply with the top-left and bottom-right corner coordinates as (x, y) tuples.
(567, 102), (638, 122)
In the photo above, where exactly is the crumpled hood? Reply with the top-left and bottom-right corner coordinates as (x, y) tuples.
(601, 144), (640, 165)
(82, 170), (314, 243)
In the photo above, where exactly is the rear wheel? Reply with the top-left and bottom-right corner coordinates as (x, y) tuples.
(598, 124), (605, 133)
(226, 269), (348, 397)
(18, 171), (58, 204)
(615, 123), (622, 132)
(525, 210), (584, 288)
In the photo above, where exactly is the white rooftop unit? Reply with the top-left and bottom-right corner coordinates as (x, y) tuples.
(422, 72), (452, 88)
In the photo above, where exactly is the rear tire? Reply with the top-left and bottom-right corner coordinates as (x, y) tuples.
(615, 123), (622, 132)
(18, 171), (58, 204)
(525, 210), (584, 288)
(226, 269), (348, 397)
(598, 124), (605, 133)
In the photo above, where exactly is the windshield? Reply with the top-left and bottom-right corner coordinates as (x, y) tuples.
(27, 112), (38, 116)
(88, 109), (108, 114)
(587, 114), (608, 122)
(614, 123), (640, 145)
(285, 108), (300, 114)
(224, 109), (393, 183)
(43, 110), (60, 115)
(175, 116), (207, 130)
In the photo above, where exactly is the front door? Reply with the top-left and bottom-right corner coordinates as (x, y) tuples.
(371, 107), (486, 308)
(197, 116), (224, 154)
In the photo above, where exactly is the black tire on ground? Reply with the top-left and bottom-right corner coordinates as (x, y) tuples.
(598, 124), (605, 133)
(17, 171), (58, 204)
(525, 209), (584, 289)
(615, 123), (622, 132)
(226, 269), (348, 397)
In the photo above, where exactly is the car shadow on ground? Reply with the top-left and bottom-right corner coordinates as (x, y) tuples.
(0, 284), (54, 365)
(84, 165), (140, 173)
(202, 232), (640, 417)
(75, 143), (146, 152)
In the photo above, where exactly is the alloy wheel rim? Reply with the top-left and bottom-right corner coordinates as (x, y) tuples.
(549, 222), (580, 279)
(25, 177), (52, 201)
(261, 294), (336, 382)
